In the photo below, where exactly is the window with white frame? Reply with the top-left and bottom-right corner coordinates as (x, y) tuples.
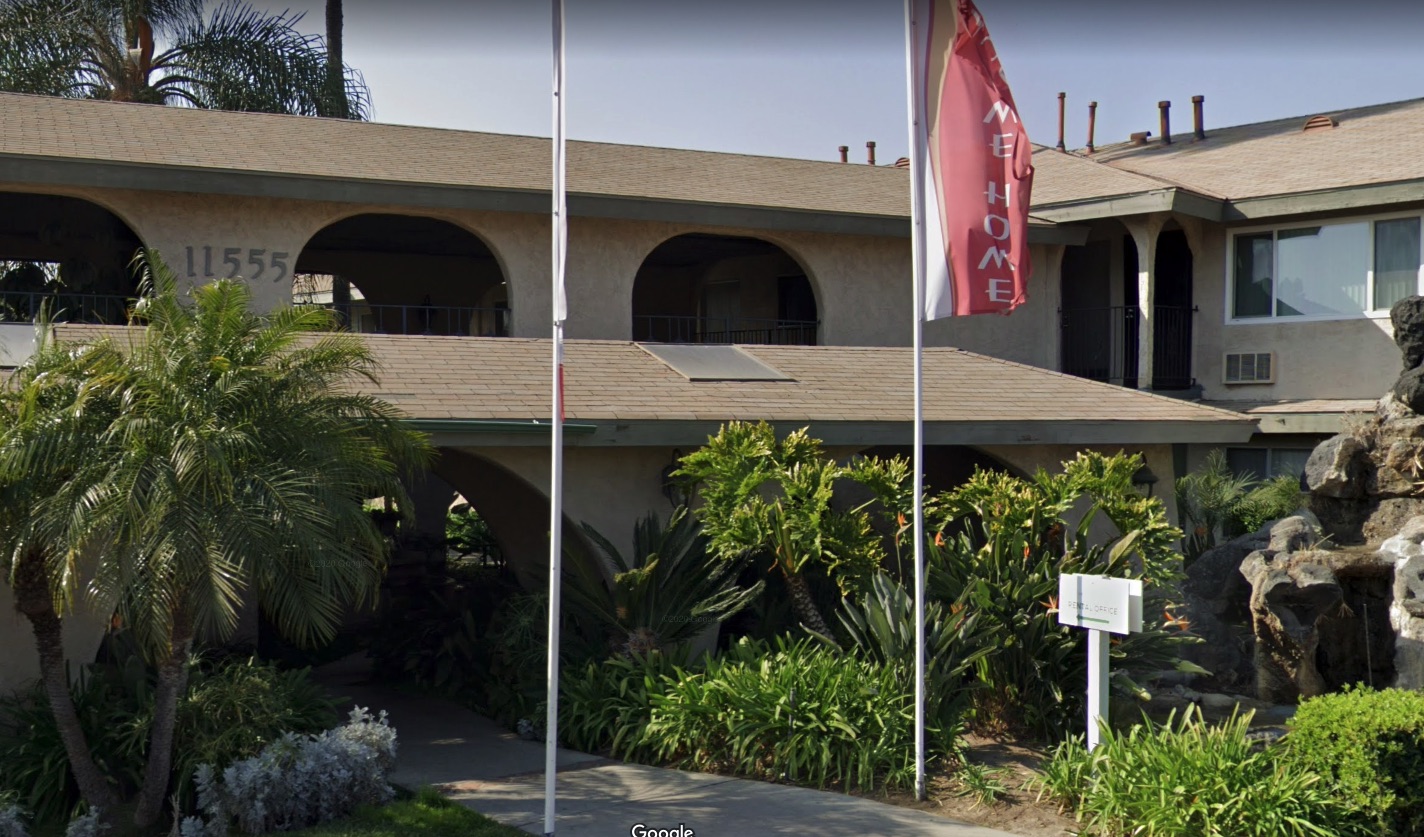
(1231, 215), (1422, 319)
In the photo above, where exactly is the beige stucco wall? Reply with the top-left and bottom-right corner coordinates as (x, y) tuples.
(0, 575), (112, 695)
(1188, 223), (1400, 404)
(0, 182), (1070, 364)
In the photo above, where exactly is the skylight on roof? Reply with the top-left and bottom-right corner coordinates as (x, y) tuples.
(639, 344), (792, 382)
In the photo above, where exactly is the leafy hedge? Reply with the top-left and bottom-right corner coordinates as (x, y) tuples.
(1283, 686), (1424, 835)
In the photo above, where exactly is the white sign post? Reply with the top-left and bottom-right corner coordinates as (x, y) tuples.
(1058, 573), (1143, 751)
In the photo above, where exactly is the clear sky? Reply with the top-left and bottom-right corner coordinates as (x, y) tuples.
(281, 0), (1424, 164)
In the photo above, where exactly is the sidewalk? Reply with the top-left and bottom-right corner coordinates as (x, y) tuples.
(315, 655), (1019, 837)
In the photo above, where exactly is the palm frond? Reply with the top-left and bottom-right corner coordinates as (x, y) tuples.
(159, 0), (369, 117)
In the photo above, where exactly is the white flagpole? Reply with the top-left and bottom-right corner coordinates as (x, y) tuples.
(543, 0), (567, 834)
(903, 0), (929, 804)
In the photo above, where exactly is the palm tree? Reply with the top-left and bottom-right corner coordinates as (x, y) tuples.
(0, 0), (369, 117)
(80, 256), (429, 827)
(0, 330), (127, 822)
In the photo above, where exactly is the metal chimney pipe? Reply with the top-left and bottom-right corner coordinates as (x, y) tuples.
(1192, 95), (1206, 140)
(839, 145), (848, 163)
(1087, 101), (1097, 153)
(866, 141), (877, 165)
(1158, 100), (1172, 145)
(1056, 91), (1066, 151)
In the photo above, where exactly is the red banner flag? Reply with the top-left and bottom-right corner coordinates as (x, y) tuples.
(911, 0), (1034, 318)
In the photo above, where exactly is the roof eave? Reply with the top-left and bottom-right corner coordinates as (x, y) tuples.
(415, 417), (1258, 448)
(1031, 188), (1224, 224)
(1224, 178), (1424, 222)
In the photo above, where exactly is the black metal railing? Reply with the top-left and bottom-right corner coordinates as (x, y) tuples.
(0, 291), (134, 325)
(633, 314), (818, 346)
(1151, 305), (1196, 390)
(304, 302), (511, 337)
(1059, 305), (1194, 390)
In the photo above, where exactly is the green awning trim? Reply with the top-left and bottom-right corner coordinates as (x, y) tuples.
(402, 418), (598, 436)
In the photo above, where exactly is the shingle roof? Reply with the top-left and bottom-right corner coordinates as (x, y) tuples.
(1029, 145), (1175, 205)
(13, 91), (1420, 223)
(0, 92), (909, 218)
(53, 325), (1251, 430)
(0, 92), (1171, 220)
(1090, 97), (1424, 200)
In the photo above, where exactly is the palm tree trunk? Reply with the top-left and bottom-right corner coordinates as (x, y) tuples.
(132, 614), (194, 829)
(324, 0), (348, 118)
(783, 570), (835, 641)
(12, 549), (121, 823)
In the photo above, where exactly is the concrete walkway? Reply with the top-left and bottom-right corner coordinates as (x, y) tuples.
(316, 656), (1016, 837)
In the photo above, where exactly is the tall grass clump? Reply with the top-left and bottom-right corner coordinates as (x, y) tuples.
(1034, 708), (1363, 837)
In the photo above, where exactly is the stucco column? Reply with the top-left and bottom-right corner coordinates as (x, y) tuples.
(1124, 214), (1169, 391)
(1037, 244), (1067, 371)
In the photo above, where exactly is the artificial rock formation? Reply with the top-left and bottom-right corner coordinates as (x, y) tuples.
(1233, 296), (1424, 701)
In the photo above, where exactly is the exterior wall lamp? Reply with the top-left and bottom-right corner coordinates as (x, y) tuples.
(1131, 452), (1159, 497)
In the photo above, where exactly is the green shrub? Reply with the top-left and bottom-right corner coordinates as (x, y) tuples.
(832, 572), (988, 733)
(1283, 686), (1424, 835)
(560, 633), (967, 792)
(0, 670), (141, 825)
(564, 508), (763, 656)
(930, 453), (1203, 740)
(558, 651), (682, 760)
(446, 503), (501, 563)
(0, 645), (340, 827)
(166, 656), (341, 809)
(643, 636), (943, 791)
(1036, 708), (1363, 837)
(1176, 449), (1305, 561)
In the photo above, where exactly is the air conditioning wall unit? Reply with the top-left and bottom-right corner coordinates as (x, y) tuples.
(1224, 351), (1274, 384)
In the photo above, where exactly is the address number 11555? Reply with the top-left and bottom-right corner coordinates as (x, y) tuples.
(184, 246), (291, 283)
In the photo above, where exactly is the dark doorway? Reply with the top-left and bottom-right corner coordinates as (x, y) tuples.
(1152, 229), (1195, 390)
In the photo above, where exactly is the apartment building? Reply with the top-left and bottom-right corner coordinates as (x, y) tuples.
(0, 90), (1322, 681)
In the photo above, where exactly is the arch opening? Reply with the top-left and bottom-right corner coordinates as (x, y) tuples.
(631, 233), (818, 345)
(293, 214), (509, 337)
(1058, 219), (1195, 390)
(0, 191), (144, 323)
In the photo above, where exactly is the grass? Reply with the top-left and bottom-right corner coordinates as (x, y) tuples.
(284, 788), (525, 837)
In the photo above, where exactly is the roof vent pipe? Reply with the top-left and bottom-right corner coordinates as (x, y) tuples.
(839, 145), (848, 163)
(1192, 95), (1206, 141)
(866, 141), (877, 165)
(1158, 100), (1172, 145)
(1086, 101), (1097, 153)
(1056, 91), (1066, 151)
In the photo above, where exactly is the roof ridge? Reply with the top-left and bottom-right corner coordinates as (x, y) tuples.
(1089, 94), (1424, 155)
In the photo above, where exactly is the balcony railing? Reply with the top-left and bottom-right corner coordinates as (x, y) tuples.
(305, 302), (511, 337)
(634, 314), (818, 346)
(1059, 304), (1194, 390)
(0, 291), (133, 325)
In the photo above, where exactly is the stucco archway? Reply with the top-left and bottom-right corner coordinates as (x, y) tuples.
(0, 191), (145, 322)
(432, 448), (592, 592)
(293, 213), (510, 336)
(630, 233), (819, 345)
